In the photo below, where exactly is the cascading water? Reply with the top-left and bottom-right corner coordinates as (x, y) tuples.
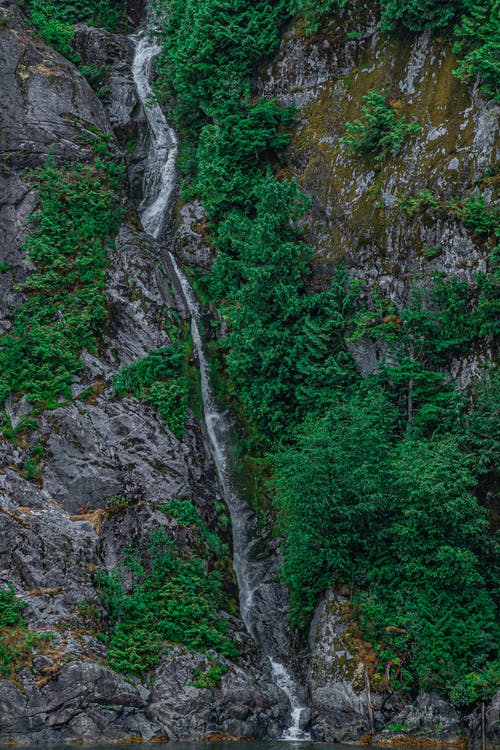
(131, 32), (177, 240)
(131, 27), (310, 741)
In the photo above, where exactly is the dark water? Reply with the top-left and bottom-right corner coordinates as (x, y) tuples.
(0, 743), (405, 750)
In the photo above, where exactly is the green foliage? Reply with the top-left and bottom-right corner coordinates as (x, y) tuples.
(160, 499), (230, 559)
(453, 1), (500, 101)
(151, 0), (500, 709)
(23, 455), (42, 483)
(192, 662), (228, 688)
(290, 0), (346, 34)
(288, 1), (500, 101)
(162, 498), (203, 527)
(380, 0), (462, 32)
(113, 333), (191, 438)
(400, 187), (500, 236)
(0, 585), (53, 680)
(152, 0), (289, 143)
(27, 0), (126, 45)
(207, 174), (355, 440)
(0, 629), (52, 680)
(397, 186), (500, 343)
(95, 530), (238, 675)
(0, 139), (124, 410)
(193, 97), (295, 219)
(341, 91), (420, 162)
(25, 0), (126, 93)
(464, 368), (500, 477)
(0, 585), (25, 628)
(450, 660), (500, 706)
(106, 495), (132, 514)
(275, 396), (499, 696)
(275, 391), (397, 625)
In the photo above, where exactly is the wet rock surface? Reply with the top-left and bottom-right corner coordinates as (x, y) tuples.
(0, 4), (285, 742)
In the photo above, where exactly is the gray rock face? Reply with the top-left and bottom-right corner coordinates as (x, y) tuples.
(72, 25), (138, 133)
(71, 23), (153, 205)
(174, 199), (214, 272)
(0, 6), (291, 742)
(42, 397), (194, 513)
(372, 693), (464, 746)
(307, 590), (377, 741)
(258, 2), (499, 378)
(148, 647), (288, 740)
(0, 469), (99, 628)
(0, 661), (162, 745)
(467, 691), (500, 749)
(0, 5), (111, 171)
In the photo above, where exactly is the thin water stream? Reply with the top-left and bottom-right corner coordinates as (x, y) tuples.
(131, 29), (310, 741)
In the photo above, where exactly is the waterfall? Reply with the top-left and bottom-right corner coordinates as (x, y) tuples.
(131, 33), (177, 240)
(131, 29), (310, 741)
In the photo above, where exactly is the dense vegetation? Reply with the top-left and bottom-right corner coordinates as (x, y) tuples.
(151, 0), (500, 706)
(96, 503), (237, 676)
(0, 135), (124, 411)
(25, 0), (126, 44)
(341, 91), (420, 161)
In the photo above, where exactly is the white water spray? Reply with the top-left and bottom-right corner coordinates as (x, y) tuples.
(131, 30), (310, 741)
(131, 32), (177, 239)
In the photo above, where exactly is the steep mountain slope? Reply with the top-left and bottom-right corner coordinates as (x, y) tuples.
(0, 3), (286, 741)
(0, 0), (498, 745)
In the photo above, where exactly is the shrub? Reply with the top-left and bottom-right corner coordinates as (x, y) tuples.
(113, 337), (190, 438)
(0, 585), (25, 628)
(192, 662), (228, 688)
(341, 91), (420, 161)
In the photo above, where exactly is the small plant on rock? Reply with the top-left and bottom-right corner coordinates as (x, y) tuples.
(341, 91), (420, 162)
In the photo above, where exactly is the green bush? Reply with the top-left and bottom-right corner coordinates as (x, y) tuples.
(454, 0), (500, 101)
(380, 0), (462, 32)
(275, 396), (499, 697)
(27, 0), (126, 40)
(161, 498), (203, 527)
(96, 530), (238, 675)
(289, 0), (346, 34)
(192, 662), (228, 688)
(112, 336), (190, 438)
(341, 91), (420, 161)
(0, 585), (25, 628)
(0, 585), (53, 680)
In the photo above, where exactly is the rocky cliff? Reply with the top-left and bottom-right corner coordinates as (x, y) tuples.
(0, 0), (498, 745)
(0, 2), (287, 742)
(257, 3), (499, 378)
